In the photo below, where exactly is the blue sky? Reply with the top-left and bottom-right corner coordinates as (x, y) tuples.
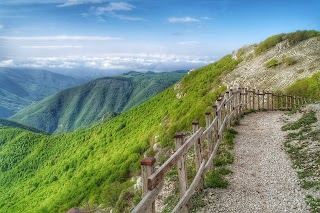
(0, 0), (319, 73)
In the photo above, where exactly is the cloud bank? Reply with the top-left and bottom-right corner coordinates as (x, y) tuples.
(0, 55), (213, 74)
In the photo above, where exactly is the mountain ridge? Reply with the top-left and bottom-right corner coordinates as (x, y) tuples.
(0, 67), (87, 117)
(10, 71), (187, 133)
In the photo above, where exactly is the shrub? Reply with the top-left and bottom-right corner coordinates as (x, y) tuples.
(282, 55), (297, 66)
(265, 59), (281, 68)
(285, 72), (320, 99)
(285, 30), (320, 45)
(255, 30), (320, 55)
(255, 34), (284, 55)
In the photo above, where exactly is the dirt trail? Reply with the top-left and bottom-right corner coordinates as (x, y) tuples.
(199, 111), (308, 213)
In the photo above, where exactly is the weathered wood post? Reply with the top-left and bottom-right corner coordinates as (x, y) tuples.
(266, 91), (269, 110)
(285, 95), (288, 110)
(257, 89), (260, 111)
(229, 89), (234, 118)
(225, 91), (230, 128)
(252, 89), (256, 110)
(141, 157), (157, 213)
(244, 88), (248, 111)
(297, 96), (300, 107)
(174, 133), (188, 213)
(239, 88), (243, 115)
(262, 90), (265, 110)
(205, 112), (213, 154)
(212, 105), (218, 146)
(289, 95), (292, 109)
(293, 95), (296, 109)
(217, 97), (223, 130)
(271, 92), (274, 111)
(277, 93), (281, 110)
(192, 121), (203, 189)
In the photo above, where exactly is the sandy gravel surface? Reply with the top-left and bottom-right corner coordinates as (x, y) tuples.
(198, 111), (308, 213)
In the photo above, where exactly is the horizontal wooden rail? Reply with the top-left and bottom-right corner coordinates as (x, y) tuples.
(132, 87), (313, 213)
(148, 128), (203, 190)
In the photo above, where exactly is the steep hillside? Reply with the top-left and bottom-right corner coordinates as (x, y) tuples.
(0, 31), (319, 213)
(10, 71), (186, 133)
(221, 30), (320, 90)
(0, 68), (87, 118)
(0, 118), (44, 134)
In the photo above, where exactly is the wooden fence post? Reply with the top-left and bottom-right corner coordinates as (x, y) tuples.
(141, 157), (156, 213)
(289, 96), (292, 110)
(239, 88), (243, 115)
(205, 112), (213, 157)
(217, 97), (223, 130)
(244, 88), (248, 111)
(225, 91), (230, 127)
(192, 121), (203, 189)
(257, 90), (260, 111)
(212, 105), (218, 146)
(174, 133), (188, 213)
(271, 92), (274, 111)
(266, 91), (269, 110)
(252, 89), (256, 110)
(261, 90), (264, 110)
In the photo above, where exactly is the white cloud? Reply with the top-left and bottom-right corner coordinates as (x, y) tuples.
(91, 2), (144, 21)
(0, 35), (120, 41)
(168, 17), (200, 23)
(0, 59), (14, 67)
(95, 2), (134, 14)
(58, 0), (103, 7)
(0, 55), (213, 73)
(0, 25), (3, 29)
(20, 45), (83, 49)
(177, 41), (200, 46)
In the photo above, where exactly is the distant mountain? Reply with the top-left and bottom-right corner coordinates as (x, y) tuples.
(0, 118), (44, 134)
(0, 67), (87, 118)
(10, 71), (187, 133)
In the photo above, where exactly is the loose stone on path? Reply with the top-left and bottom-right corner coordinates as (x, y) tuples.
(198, 111), (308, 213)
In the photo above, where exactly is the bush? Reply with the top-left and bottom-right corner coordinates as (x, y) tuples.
(255, 30), (320, 55)
(265, 59), (281, 68)
(282, 55), (297, 66)
(285, 30), (320, 45)
(285, 72), (320, 99)
(255, 34), (284, 55)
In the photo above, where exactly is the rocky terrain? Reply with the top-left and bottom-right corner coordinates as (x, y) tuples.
(222, 37), (320, 91)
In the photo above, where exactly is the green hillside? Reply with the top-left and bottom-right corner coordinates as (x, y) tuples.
(10, 71), (187, 133)
(0, 67), (87, 118)
(0, 118), (45, 134)
(0, 31), (319, 213)
(0, 54), (238, 213)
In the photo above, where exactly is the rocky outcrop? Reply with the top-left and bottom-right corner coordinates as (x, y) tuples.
(221, 37), (320, 91)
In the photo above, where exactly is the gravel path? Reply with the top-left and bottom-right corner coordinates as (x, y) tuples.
(198, 111), (308, 213)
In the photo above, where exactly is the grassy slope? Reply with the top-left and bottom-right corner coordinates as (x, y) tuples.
(10, 71), (186, 133)
(285, 72), (320, 99)
(0, 55), (241, 213)
(0, 67), (86, 118)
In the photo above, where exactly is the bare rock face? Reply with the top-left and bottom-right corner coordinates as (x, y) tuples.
(66, 208), (87, 213)
(221, 37), (320, 91)
(276, 39), (290, 52)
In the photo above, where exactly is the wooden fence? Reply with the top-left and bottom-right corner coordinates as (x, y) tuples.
(132, 88), (314, 213)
